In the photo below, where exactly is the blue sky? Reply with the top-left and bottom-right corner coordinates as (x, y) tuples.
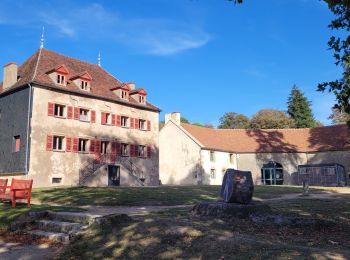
(0, 0), (341, 126)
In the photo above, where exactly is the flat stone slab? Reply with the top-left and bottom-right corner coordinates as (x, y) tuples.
(192, 201), (271, 219)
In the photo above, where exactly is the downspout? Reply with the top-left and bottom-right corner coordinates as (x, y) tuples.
(25, 83), (33, 176)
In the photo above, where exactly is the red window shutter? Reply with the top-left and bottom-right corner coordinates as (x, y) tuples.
(90, 139), (95, 153)
(66, 137), (72, 152)
(15, 137), (20, 152)
(112, 114), (116, 126)
(111, 141), (117, 155)
(91, 110), (96, 123)
(134, 144), (137, 157)
(130, 118), (135, 129)
(67, 106), (73, 119)
(147, 146), (152, 158)
(74, 107), (80, 120)
(101, 112), (106, 125)
(147, 120), (151, 131)
(135, 118), (139, 129)
(72, 138), (79, 152)
(117, 115), (121, 127)
(48, 102), (54, 116)
(46, 135), (53, 151)
(95, 140), (101, 154)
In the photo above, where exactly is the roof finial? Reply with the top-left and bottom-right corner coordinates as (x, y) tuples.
(40, 26), (45, 49)
(98, 50), (101, 67)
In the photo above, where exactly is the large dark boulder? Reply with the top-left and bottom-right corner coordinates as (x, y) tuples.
(220, 169), (254, 204)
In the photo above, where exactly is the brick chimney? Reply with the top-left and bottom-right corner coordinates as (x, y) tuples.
(3, 62), (18, 90)
(165, 112), (181, 126)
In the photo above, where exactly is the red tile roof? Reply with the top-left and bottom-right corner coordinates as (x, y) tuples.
(181, 123), (350, 153)
(0, 48), (160, 112)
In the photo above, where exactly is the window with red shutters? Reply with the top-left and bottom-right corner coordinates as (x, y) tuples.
(74, 107), (80, 120)
(90, 139), (96, 153)
(147, 120), (151, 131)
(91, 110), (96, 123)
(147, 146), (152, 158)
(46, 135), (53, 151)
(101, 112), (106, 125)
(130, 117), (135, 129)
(135, 118), (139, 129)
(72, 138), (79, 152)
(67, 106), (73, 119)
(111, 142), (117, 155)
(117, 115), (121, 127)
(112, 114), (116, 126)
(66, 137), (72, 152)
(48, 102), (54, 116)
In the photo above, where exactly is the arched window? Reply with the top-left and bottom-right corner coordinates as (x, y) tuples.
(261, 161), (283, 185)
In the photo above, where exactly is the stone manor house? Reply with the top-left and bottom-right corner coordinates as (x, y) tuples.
(0, 48), (160, 187)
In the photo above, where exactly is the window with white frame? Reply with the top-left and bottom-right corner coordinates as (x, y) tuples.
(53, 136), (64, 151)
(210, 169), (216, 179)
(80, 80), (89, 91)
(121, 116), (128, 127)
(54, 104), (65, 118)
(121, 143), (129, 156)
(139, 95), (145, 104)
(121, 91), (128, 100)
(138, 145), (146, 157)
(80, 108), (90, 122)
(229, 153), (234, 164)
(78, 138), (89, 153)
(210, 151), (215, 162)
(100, 141), (109, 154)
(105, 113), (111, 125)
(56, 74), (65, 85)
(139, 119), (146, 130)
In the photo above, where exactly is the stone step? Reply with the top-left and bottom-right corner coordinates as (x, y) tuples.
(29, 230), (70, 243)
(36, 219), (88, 234)
(47, 211), (101, 224)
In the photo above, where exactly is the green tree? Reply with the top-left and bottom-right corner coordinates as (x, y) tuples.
(287, 85), (317, 128)
(318, 1), (350, 126)
(180, 117), (190, 124)
(218, 112), (250, 129)
(250, 109), (295, 129)
(329, 107), (350, 124)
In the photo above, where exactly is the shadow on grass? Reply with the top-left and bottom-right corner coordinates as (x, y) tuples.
(60, 199), (350, 260)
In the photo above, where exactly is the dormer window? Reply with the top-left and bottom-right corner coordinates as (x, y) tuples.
(46, 65), (69, 86)
(129, 88), (147, 104)
(57, 74), (65, 85)
(70, 72), (92, 92)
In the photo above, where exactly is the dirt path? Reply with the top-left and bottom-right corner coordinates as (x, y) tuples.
(260, 191), (350, 201)
(80, 204), (193, 216)
(0, 239), (61, 260)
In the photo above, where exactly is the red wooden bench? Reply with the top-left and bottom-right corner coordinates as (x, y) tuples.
(0, 179), (33, 208)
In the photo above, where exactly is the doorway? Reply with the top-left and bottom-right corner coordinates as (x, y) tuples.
(261, 161), (283, 185)
(108, 165), (120, 186)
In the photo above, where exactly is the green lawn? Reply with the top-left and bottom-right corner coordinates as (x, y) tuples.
(31, 185), (342, 207)
(60, 193), (350, 259)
